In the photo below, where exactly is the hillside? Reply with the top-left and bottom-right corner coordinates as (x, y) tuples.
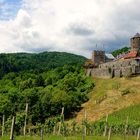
(75, 76), (140, 122)
(0, 51), (86, 77)
(0, 51), (94, 131)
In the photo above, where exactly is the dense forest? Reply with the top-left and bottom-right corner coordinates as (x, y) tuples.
(0, 51), (86, 78)
(0, 51), (94, 133)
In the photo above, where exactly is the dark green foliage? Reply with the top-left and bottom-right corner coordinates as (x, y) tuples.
(0, 52), (94, 133)
(112, 46), (130, 57)
(0, 66), (93, 124)
(0, 52), (86, 78)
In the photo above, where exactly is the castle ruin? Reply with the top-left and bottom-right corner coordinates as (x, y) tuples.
(85, 33), (140, 78)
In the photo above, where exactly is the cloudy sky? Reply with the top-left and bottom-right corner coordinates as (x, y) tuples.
(0, 0), (140, 58)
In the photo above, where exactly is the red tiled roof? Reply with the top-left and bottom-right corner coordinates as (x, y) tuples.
(124, 51), (137, 59)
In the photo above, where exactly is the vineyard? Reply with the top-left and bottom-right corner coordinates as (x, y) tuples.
(0, 135), (138, 140)
(106, 103), (140, 124)
(0, 104), (140, 140)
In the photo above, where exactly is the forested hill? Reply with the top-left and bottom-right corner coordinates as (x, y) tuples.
(0, 51), (94, 129)
(0, 51), (86, 77)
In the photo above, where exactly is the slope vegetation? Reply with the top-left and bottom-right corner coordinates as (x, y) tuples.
(76, 76), (140, 122)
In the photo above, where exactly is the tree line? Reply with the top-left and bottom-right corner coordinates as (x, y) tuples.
(0, 51), (86, 78)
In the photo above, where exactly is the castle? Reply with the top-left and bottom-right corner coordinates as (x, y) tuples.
(85, 33), (140, 78)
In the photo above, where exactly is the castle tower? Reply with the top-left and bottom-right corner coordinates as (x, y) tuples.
(92, 50), (105, 65)
(131, 33), (140, 52)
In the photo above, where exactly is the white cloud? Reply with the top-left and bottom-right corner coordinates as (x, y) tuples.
(0, 0), (140, 57)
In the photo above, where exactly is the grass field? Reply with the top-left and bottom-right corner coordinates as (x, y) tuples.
(0, 135), (137, 140)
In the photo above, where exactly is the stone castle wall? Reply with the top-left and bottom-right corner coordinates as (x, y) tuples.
(92, 50), (105, 65)
(89, 58), (140, 78)
(91, 68), (113, 78)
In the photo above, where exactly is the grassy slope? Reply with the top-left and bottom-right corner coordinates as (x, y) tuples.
(75, 76), (140, 123)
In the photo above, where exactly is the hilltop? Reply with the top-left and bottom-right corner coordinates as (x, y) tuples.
(0, 51), (86, 77)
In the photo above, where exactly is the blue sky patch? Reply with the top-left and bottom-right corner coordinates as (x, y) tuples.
(0, 0), (21, 20)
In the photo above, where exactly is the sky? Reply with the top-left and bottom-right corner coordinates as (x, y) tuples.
(0, 0), (140, 58)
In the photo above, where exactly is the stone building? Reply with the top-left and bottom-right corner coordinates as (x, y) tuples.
(85, 33), (140, 78)
(131, 33), (140, 52)
(92, 50), (105, 66)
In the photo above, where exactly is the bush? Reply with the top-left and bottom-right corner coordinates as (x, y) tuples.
(120, 88), (130, 96)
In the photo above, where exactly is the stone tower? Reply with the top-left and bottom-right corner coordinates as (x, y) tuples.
(131, 33), (140, 52)
(92, 50), (105, 65)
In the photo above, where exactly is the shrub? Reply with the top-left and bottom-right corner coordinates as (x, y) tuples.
(120, 88), (130, 96)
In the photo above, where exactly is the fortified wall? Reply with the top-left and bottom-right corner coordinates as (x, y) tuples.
(85, 33), (140, 78)
(91, 58), (140, 78)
